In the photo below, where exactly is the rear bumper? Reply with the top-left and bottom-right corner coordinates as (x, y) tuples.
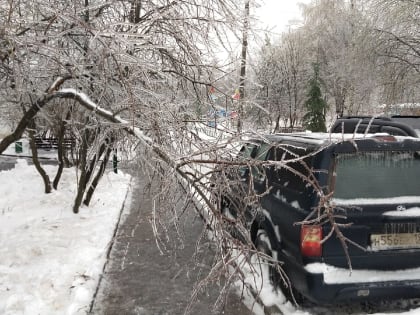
(284, 258), (420, 304)
(302, 271), (420, 304)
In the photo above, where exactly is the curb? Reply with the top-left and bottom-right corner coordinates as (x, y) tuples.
(88, 175), (135, 313)
(0, 153), (58, 160)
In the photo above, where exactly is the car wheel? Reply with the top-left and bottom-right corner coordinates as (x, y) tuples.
(219, 197), (249, 244)
(255, 228), (281, 285)
(220, 196), (238, 219)
(254, 228), (305, 306)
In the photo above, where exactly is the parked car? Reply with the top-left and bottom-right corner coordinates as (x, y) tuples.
(216, 131), (420, 305)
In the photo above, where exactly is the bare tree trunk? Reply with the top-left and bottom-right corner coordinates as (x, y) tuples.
(130, 0), (141, 23)
(53, 110), (71, 190)
(273, 113), (281, 133)
(83, 129), (104, 184)
(83, 143), (113, 206)
(288, 85), (293, 128)
(28, 120), (52, 194)
(335, 88), (346, 118)
(73, 127), (90, 213)
(237, 0), (250, 133)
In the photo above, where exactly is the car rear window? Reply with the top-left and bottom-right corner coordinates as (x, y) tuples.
(333, 152), (420, 199)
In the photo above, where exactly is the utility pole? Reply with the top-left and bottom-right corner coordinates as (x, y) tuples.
(237, 0), (250, 133)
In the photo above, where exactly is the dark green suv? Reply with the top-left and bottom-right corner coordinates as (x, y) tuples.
(218, 132), (420, 304)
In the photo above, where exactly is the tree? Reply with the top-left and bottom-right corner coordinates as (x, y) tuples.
(0, 0), (245, 213)
(254, 37), (286, 131)
(303, 63), (328, 132)
(253, 30), (308, 132)
(368, 0), (420, 106)
(278, 31), (308, 128)
(0, 2), (271, 308)
(301, 0), (377, 117)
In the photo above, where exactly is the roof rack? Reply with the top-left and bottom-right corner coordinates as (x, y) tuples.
(390, 115), (420, 131)
(330, 116), (418, 138)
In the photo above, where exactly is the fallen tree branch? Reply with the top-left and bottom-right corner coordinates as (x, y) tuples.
(0, 81), (219, 219)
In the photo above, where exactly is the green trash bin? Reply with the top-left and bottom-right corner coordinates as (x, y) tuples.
(15, 141), (23, 153)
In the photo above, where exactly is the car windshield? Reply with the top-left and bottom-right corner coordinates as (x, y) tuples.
(333, 151), (420, 200)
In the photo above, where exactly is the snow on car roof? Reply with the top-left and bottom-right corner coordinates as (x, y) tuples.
(255, 132), (420, 147)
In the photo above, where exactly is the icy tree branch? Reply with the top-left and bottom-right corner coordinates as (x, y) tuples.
(0, 75), (72, 154)
(0, 83), (219, 220)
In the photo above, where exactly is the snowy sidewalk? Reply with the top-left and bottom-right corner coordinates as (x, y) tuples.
(90, 174), (252, 315)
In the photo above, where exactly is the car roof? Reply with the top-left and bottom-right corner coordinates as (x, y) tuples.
(243, 132), (420, 150)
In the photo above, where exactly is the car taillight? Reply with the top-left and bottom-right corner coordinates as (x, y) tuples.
(301, 225), (323, 257)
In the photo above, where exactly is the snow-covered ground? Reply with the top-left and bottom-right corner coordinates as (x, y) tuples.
(0, 142), (131, 315)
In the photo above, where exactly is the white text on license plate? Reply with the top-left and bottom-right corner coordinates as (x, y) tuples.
(370, 233), (420, 250)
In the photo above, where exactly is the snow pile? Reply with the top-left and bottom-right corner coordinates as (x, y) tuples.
(231, 250), (311, 315)
(0, 159), (131, 315)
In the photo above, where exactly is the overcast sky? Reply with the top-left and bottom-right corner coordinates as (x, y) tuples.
(255, 0), (311, 36)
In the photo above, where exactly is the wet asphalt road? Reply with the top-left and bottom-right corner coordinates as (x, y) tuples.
(91, 175), (253, 315)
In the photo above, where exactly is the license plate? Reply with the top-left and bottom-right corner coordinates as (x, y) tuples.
(370, 233), (420, 250)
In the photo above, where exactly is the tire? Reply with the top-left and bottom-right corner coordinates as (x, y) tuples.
(219, 197), (248, 244)
(220, 195), (238, 219)
(254, 228), (306, 306)
(255, 229), (281, 287)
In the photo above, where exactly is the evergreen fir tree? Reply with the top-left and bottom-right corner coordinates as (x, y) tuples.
(303, 63), (328, 132)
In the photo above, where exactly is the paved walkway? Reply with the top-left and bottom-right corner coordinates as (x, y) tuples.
(91, 175), (253, 315)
